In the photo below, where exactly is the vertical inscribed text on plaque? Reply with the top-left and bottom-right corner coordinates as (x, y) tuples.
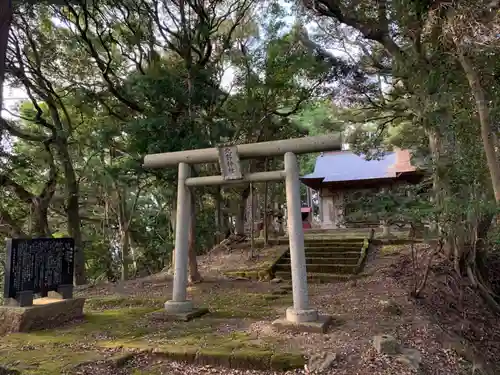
(217, 145), (243, 180)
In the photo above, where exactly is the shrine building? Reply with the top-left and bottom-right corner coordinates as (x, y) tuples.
(300, 148), (424, 229)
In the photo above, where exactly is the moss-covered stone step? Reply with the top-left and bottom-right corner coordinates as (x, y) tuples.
(303, 250), (361, 257)
(304, 247), (363, 253)
(304, 246), (362, 254)
(102, 347), (305, 371)
(279, 256), (360, 265)
(304, 238), (366, 244)
(275, 263), (358, 274)
(304, 242), (363, 249)
(274, 271), (358, 283)
(222, 269), (273, 281)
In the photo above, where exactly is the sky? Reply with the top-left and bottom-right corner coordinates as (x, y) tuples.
(2, 86), (27, 120)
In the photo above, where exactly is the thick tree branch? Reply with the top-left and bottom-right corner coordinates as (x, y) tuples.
(0, 117), (49, 142)
(0, 0), (12, 114)
(304, 0), (404, 58)
(0, 207), (26, 237)
(61, 2), (144, 113)
(0, 174), (33, 203)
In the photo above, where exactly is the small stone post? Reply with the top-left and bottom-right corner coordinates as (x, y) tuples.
(283, 152), (317, 322)
(380, 187), (391, 237)
(165, 162), (193, 312)
(318, 192), (323, 224)
(381, 220), (391, 237)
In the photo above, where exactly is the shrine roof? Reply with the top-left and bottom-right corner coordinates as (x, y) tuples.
(301, 149), (421, 189)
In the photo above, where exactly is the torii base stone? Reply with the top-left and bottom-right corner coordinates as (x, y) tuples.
(152, 301), (209, 322)
(272, 308), (334, 333)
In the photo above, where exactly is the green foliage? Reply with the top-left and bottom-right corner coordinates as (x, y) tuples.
(292, 100), (344, 136)
(344, 183), (435, 227)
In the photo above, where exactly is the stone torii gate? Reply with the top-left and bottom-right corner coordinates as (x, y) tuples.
(143, 134), (341, 331)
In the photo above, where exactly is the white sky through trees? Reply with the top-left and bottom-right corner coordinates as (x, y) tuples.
(2, 86), (27, 119)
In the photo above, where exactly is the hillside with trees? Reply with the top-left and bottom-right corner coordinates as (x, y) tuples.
(0, 0), (359, 284)
(0, 1), (500, 373)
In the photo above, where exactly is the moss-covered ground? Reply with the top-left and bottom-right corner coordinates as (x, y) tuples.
(0, 284), (298, 374)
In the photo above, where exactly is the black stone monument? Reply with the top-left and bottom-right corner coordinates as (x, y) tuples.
(3, 238), (75, 307)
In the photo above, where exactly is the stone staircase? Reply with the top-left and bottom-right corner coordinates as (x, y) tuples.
(272, 237), (370, 283)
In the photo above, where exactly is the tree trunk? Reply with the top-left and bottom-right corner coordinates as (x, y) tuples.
(32, 201), (51, 237)
(116, 186), (142, 280)
(129, 232), (138, 276)
(457, 48), (500, 202)
(255, 192), (261, 222)
(234, 187), (250, 235)
(234, 202), (246, 235)
(56, 140), (86, 285)
(169, 202), (176, 272)
(104, 249), (115, 281)
(264, 182), (269, 245)
(103, 193), (115, 281)
(427, 127), (447, 236)
(120, 227), (130, 281)
(214, 187), (224, 243)
(29, 144), (57, 238)
(250, 183), (254, 257)
(223, 212), (231, 238)
(0, 0), (11, 114)
(117, 190), (130, 281)
(188, 190), (202, 283)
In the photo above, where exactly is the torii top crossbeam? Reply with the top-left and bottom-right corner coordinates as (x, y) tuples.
(142, 134), (342, 168)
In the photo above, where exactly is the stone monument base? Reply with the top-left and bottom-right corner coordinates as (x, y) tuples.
(0, 297), (85, 336)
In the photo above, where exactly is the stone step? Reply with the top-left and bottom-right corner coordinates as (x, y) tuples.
(274, 271), (357, 283)
(305, 228), (373, 234)
(301, 251), (362, 259)
(304, 238), (367, 244)
(278, 256), (360, 265)
(296, 248), (358, 254)
(304, 242), (363, 249)
(274, 263), (358, 274)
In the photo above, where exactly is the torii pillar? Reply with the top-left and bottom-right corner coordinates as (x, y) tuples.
(143, 134), (341, 332)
